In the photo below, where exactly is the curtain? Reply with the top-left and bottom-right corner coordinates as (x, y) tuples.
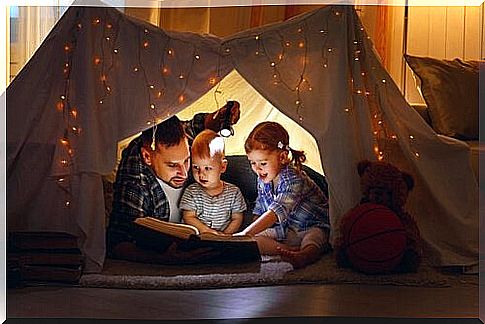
(9, 6), (68, 82)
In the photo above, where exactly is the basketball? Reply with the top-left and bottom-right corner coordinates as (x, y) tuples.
(343, 203), (407, 274)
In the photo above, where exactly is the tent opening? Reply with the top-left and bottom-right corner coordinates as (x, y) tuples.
(114, 69), (324, 179)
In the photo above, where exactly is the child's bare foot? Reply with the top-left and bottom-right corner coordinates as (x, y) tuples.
(278, 246), (322, 269)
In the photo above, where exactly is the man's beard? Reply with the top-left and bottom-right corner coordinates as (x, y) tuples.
(166, 176), (187, 189)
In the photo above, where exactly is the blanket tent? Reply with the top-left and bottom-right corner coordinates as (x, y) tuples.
(7, 2), (478, 273)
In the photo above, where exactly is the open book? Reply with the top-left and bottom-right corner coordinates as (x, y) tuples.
(134, 217), (254, 242)
(133, 217), (261, 264)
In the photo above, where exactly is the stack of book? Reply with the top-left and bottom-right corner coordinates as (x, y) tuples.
(7, 231), (85, 286)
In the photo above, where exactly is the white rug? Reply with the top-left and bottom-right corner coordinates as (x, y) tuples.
(80, 255), (478, 290)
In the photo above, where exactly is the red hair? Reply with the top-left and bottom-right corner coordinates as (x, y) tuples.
(245, 121), (306, 170)
(191, 129), (225, 160)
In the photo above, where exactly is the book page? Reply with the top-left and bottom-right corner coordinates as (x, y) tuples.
(198, 232), (255, 242)
(134, 217), (199, 240)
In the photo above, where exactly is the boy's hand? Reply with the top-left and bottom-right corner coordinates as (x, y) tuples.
(201, 228), (221, 236)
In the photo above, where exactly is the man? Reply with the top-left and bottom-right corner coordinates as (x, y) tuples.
(107, 103), (240, 263)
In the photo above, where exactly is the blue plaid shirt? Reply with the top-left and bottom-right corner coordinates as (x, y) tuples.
(253, 165), (330, 240)
(107, 113), (206, 248)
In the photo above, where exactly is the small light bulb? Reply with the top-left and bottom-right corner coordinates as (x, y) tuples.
(195, 54), (200, 60)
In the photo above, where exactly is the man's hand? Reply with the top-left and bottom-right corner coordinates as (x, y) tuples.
(204, 101), (241, 132)
(160, 242), (220, 264)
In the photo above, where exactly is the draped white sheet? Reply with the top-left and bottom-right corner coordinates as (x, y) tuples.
(7, 4), (478, 272)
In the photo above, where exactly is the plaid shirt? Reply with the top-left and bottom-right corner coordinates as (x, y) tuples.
(107, 113), (207, 248)
(253, 165), (330, 240)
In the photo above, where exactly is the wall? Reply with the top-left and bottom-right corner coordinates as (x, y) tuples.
(405, 5), (483, 103)
(359, 4), (483, 104)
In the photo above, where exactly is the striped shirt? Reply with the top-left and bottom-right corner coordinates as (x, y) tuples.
(253, 165), (330, 240)
(179, 182), (247, 231)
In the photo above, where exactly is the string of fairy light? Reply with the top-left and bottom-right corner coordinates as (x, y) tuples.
(54, 6), (422, 207)
(349, 9), (420, 161)
(55, 9), (85, 208)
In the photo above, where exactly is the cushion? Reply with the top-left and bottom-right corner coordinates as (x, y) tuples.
(405, 54), (479, 140)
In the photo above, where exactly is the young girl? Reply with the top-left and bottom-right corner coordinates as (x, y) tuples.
(235, 121), (330, 268)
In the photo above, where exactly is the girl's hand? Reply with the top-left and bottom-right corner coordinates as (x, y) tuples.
(233, 230), (250, 237)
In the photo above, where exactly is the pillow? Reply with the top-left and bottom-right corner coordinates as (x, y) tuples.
(405, 54), (479, 140)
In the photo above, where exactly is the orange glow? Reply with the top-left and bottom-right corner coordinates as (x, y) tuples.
(94, 57), (101, 65)
(56, 102), (64, 111)
(178, 95), (185, 103)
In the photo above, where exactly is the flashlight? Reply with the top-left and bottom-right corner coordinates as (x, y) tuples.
(219, 101), (235, 137)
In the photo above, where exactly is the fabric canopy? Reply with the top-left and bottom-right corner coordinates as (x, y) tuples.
(7, 3), (478, 273)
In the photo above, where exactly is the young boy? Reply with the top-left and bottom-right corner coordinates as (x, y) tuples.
(180, 129), (246, 235)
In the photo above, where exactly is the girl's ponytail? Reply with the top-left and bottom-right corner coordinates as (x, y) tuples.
(289, 148), (306, 171)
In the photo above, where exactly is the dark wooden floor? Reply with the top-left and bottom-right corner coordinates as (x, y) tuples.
(7, 283), (478, 320)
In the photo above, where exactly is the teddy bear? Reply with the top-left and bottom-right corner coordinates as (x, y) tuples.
(335, 160), (423, 273)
